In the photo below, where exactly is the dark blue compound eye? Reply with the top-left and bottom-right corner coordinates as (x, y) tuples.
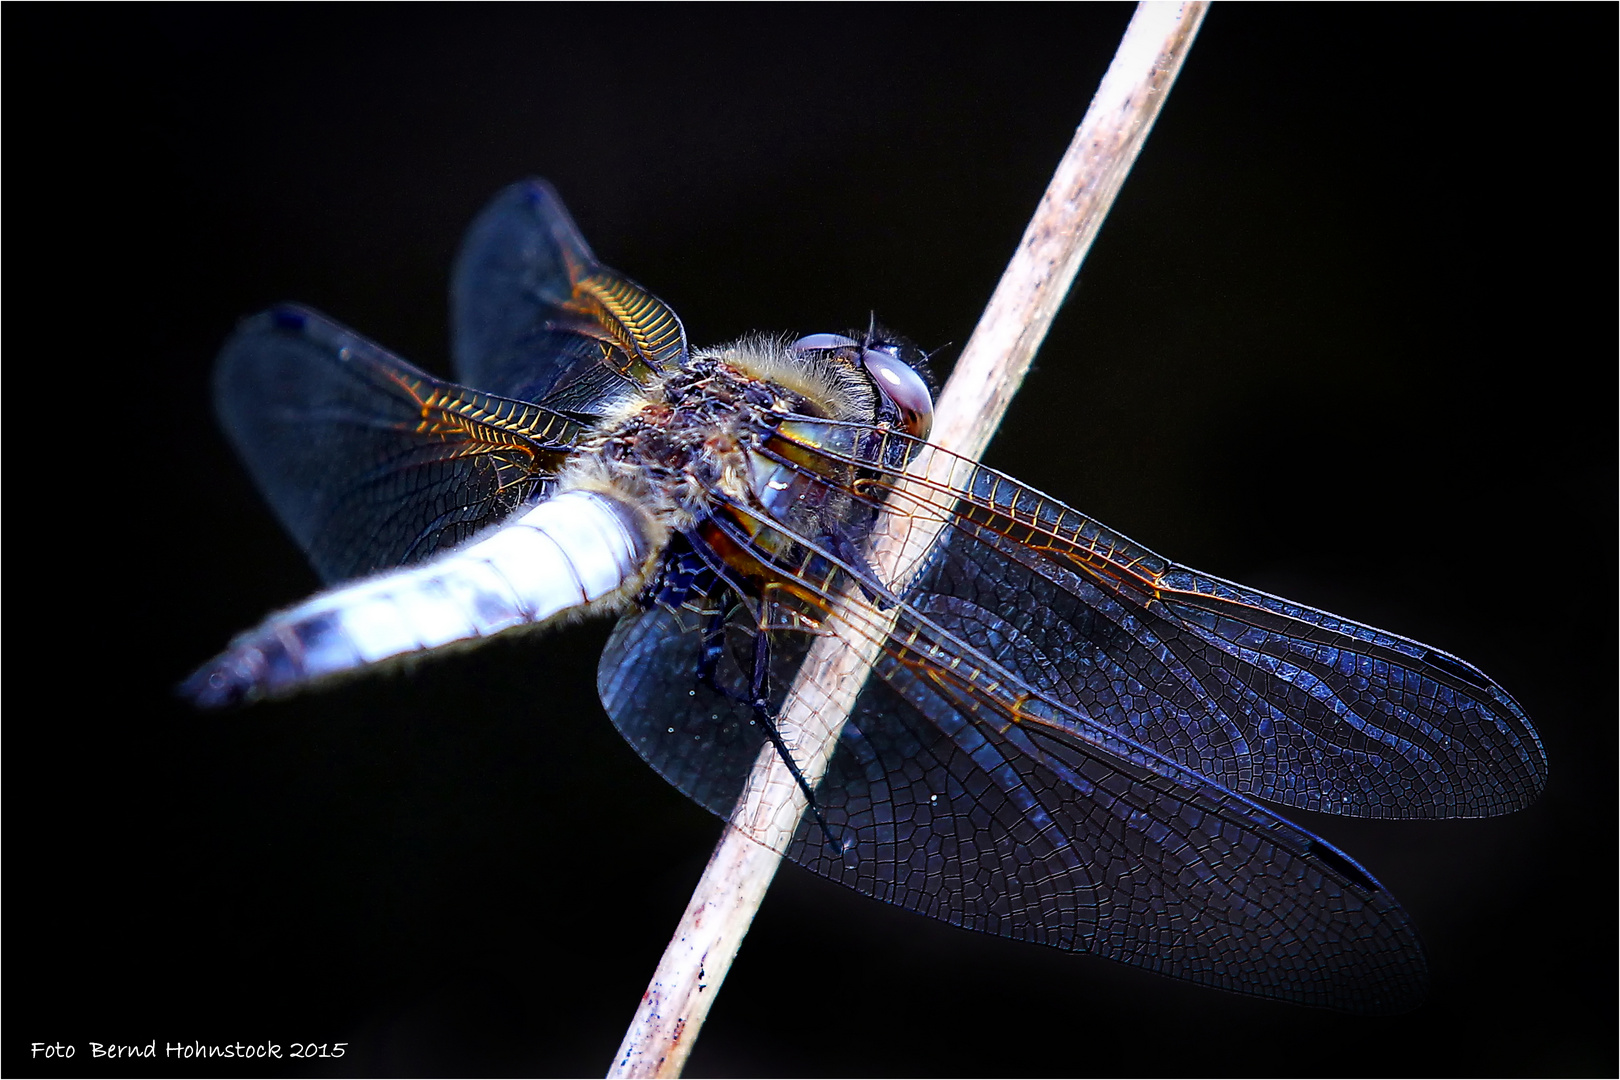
(862, 347), (933, 440)
(789, 332), (858, 353)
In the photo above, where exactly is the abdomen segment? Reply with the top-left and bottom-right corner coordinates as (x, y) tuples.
(183, 490), (649, 707)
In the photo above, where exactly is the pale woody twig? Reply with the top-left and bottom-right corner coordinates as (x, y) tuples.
(609, 4), (1211, 1076)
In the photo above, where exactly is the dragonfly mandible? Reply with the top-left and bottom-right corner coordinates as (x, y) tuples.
(185, 179), (1547, 1013)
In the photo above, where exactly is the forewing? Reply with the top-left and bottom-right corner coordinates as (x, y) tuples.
(450, 179), (687, 412)
(765, 420), (1547, 819)
(215, 305), (585, 583)
(604, 481), (1428, 1012)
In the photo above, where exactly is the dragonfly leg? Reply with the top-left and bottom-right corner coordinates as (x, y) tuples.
(673, 570), (850, 858)
(692, 604), (732, 697)
(745, 626), (846, 856)
(827, 530), (898, 611)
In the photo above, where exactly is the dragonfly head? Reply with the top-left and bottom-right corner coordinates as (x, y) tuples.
(787, 331), (934, 441)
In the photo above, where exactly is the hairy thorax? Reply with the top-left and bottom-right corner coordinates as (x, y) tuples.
(557, 338), (879, 562)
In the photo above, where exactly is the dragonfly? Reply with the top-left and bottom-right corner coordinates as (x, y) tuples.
(185, 178), (1546, 1014)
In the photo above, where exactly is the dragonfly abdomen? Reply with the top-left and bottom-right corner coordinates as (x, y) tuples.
(183, 490), (653, 707)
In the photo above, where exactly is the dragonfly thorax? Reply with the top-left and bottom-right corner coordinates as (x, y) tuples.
(557, 350), (798, 551)
(557, 338), (898, 602)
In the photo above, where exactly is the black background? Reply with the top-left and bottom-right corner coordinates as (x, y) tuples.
(8, 5), (1615, 1076)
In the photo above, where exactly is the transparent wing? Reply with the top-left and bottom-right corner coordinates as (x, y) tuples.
(215, 305), (585, 583)
(766, 419), (1547, 820)
(598, 412), (1547, 1011)
(597, 482), (1429, 1013)
(450, 178), (687, 414)
(810, 652), (1426, 1013)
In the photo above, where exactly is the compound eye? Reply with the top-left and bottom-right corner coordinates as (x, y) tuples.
(790, 332), (858, 353)
(861, 348), (934, 440)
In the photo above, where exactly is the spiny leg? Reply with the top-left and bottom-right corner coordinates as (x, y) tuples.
(744, 623), (846, 856)
(676, 552), (852, 858)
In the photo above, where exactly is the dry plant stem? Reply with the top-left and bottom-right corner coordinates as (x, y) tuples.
(608, 4), (1210, 1076)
